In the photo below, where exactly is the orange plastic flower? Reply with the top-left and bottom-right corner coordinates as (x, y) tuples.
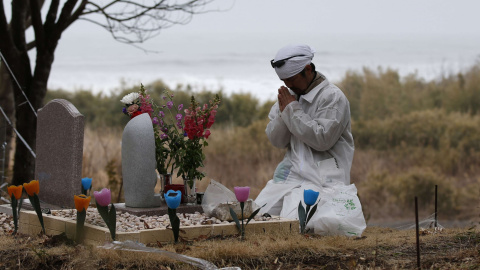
(74, 194), (91, 212)
(23, 180), (40, 196)
(7, 185), (23, 200)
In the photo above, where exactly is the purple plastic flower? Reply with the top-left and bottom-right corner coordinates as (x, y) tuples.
(178, 104), (183, 111)
(176, 114), (182, 121)
(94, 188), (111, 207)
(234, 186), (250, 203)
(167, 101), (173, 109)
(152, 117), (159, 125)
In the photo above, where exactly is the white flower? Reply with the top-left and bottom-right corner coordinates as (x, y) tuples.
(120, 92), (140, 104)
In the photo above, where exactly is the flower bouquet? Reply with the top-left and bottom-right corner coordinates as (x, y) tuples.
(120, 85), (221, 204)
(176, 95), (221, 181)
(153, 90), (186, 177)
(176, 95), (221, 203)
(120, 85), (154, 119)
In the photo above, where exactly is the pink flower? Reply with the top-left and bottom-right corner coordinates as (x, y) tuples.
(160, 133), (168, 140)
(127, 104), (139, 115)
(152, 117), (159, 125)
(178, 104), (183, 111)
(204, 130), (211, 139)
(234, 186), (250, 202)
(176, 114), (182, 121)
(167, 101), (173, 109)
(93, 188), (111, 207)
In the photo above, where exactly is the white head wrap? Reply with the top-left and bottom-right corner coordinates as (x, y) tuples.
(272, 44), (315, 79)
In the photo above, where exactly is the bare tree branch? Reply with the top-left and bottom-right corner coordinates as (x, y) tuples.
(65, 0), (89, 29)
(0, 1), (12, 50)
(43, 0), (60, 38)
(29, 0), (45, 51)
(78, 0), (222, 44)
(26, 40), (36, 51)
(11, 0), (29, 50)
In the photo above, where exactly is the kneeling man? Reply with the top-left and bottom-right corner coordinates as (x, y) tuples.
(255, 44), (355, 222)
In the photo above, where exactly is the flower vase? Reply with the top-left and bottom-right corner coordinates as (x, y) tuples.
(160, 173), (172, 199)
(183, 177), (197, 205)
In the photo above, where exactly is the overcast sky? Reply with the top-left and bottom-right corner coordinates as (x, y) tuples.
(169, 0), (480, 35)
(65, 0), (480, 39)
(5, 0), (480, 97)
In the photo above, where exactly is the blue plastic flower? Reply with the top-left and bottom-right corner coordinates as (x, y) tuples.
(303, 189), (319, 206)
(165, 190), (182, 209)
(81, 177), (92, 191)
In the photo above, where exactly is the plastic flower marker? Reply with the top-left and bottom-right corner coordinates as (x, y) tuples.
(165, 190), (181, 243)
(93, 188), (116, 241)
(7, 185), (23, 234)
(298, 189), (320, 234)
(81, 177), (92, 195)
(229, 186), (265, 240)
(74, 194), (91, 243)
(23, 180), (45, 234)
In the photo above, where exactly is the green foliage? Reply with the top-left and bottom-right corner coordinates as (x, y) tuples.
(361, 167), (460, 217)
(340, 63), (480, 121)
(46, 81), (265, 129)
(353, 109), (480, 154)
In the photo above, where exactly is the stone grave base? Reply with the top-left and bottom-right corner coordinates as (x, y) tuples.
(114, 203), (203, 217)
(2, 207), (299, 246)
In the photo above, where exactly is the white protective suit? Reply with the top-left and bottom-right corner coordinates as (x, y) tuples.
(255, 72), (366, 235)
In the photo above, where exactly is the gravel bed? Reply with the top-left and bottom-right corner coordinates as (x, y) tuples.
(0, 209), (277, 234)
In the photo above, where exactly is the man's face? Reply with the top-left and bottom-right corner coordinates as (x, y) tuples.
(281, 71), (310, 95)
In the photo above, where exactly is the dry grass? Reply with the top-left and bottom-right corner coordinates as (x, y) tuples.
(81, 124), (480, 225)
(0, 225), (479, 269)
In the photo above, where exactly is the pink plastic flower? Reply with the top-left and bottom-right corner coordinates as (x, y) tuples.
(94, 188), (111, 207)
(234, 186), (250, 202)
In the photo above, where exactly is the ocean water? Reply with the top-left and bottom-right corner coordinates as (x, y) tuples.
(47, 31), (480, 103)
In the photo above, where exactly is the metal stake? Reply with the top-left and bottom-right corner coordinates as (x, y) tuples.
(434, 185), (438, 228)
(415, 196), (421, 269)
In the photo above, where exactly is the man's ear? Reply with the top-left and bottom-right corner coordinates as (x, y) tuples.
(305, 64), (312, 73)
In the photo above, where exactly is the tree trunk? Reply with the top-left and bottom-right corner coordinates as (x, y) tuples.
(0, 64), (15, 179)
(10, 48), (36, 185)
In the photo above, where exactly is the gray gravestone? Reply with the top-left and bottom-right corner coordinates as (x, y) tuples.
(35, 99), (84, 208)
(122, 113), (162, 208)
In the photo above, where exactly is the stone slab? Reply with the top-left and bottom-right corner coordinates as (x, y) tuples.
(35, 99), (84, 209)
(121, 113), (161, 208)
(14, 209), (299, 245)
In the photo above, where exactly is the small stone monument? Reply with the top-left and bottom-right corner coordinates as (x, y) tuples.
(122, 113), (162, 208)
(35, 99), (84, 208)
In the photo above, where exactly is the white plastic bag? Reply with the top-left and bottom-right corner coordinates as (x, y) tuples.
(201, 179), (257, 221)
(310, 182), (366, 237)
